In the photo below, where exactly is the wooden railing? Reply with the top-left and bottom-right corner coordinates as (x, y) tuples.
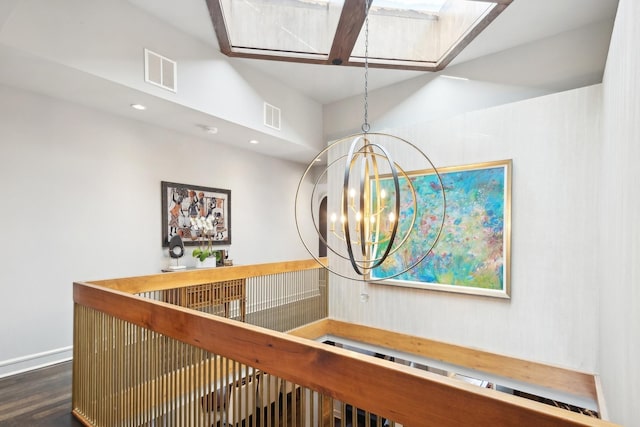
(291, 319), (611, 424)
(73, 259), (617, 427)
(93, 258), (328, 331)
(74, 259), (331, 426)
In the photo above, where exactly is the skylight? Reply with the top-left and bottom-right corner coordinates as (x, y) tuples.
(372, 0), (448, 14)
(206, 0), (512, 71)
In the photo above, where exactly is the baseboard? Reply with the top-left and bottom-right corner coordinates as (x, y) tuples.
(0, 346), (73, 379)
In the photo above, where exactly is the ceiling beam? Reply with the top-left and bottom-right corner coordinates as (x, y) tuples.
(436, 1), (513, 71)
(205, 0), (231, 54)
(328, 0), (371, 66)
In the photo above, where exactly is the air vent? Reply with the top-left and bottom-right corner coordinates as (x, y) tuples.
(264, 102), (281, 130)
(144, 48), (177, 92)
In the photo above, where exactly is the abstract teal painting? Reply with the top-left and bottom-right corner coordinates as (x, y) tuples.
(371, 160), (511, 298)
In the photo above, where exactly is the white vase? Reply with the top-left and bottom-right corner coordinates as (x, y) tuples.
(195, 257), (217, 269)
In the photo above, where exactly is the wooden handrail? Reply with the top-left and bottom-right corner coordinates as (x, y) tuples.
(73, 281), (617, 427)
(90, 257), (327, 294)
(290, 319), (597, 402)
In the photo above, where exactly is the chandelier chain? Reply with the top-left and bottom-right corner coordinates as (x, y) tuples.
(361, 0), (370, 134)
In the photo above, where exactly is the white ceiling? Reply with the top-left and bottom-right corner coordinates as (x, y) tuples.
(0, 0), (619, 164)
(127, 0), (619, 105)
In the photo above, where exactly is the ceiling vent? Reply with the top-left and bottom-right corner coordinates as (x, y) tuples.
(144, 48), (177, 92)
(264, 102), (281, 130)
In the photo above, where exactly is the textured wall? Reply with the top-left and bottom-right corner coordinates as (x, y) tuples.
(599, 0), (640, 424)
(328, 85), (603, 372)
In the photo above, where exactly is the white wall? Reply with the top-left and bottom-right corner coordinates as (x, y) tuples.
(323, 74), (553, 142)
(0, 0), (324, 154)
(0, 84), (311, 376)
(599, 0), (640, 424)
(328, 85), (603, 373)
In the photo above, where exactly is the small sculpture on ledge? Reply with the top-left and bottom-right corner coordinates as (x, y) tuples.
(166, 234), (186, 270)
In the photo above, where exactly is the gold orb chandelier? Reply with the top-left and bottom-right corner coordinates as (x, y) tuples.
(295, 0), (446, 281)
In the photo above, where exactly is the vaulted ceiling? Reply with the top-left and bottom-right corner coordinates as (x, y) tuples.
(128, 0), (618, 104)
(0, 0), (619, 164)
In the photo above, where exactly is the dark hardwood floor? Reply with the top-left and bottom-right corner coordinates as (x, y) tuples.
(0, 361), (359, 426)
(0, 361), (305, 427)
(0, 361), (82, 426)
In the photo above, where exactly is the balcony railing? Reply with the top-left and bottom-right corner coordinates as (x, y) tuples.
(73, 258), (617, 427)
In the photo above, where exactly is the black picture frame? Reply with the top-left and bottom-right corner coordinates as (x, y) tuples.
(161, 181), (231, 247)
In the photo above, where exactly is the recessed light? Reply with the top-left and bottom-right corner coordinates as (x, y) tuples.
(204, 126), (218, 134)
(249, 139), (259, 144)
(440, 75), (469, 81)
(130, 103), (147, 110)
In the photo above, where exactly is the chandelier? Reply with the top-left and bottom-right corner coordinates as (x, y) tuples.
(295, 1), (446, 281)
